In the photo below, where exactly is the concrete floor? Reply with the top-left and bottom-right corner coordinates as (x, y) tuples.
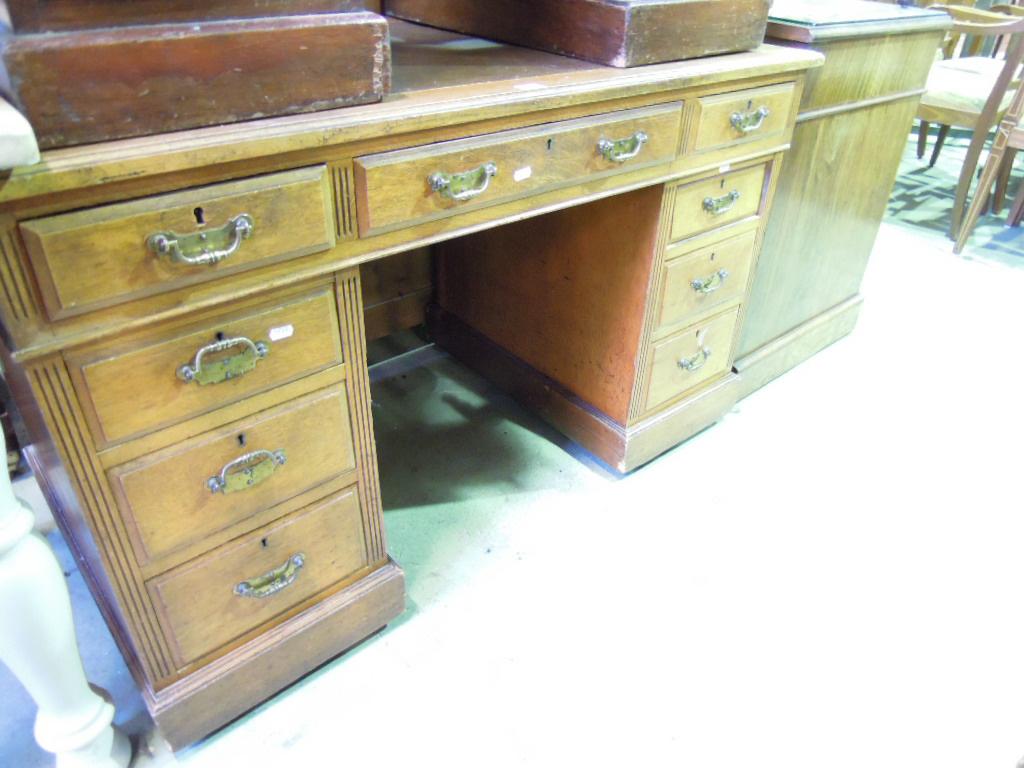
(2, 141), (1023, 766)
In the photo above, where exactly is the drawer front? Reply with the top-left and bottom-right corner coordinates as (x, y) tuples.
(110, 386), (356, 570)
(691, 83), (795, 153)
(21, 166), (335, 319)
(148, 485), (368, 668)
(354, 102), (683, 235)
(669, 164), (766, 242)
(69, 284), (343, 447)
(657, 230), (757, 331)
(645, 307), (740, 412)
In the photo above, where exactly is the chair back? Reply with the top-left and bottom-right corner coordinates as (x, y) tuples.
(931, 3), (1024, 57)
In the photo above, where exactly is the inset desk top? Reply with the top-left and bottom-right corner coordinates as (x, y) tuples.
(767, 0), (950, 42)
(0, 20), (822, 205)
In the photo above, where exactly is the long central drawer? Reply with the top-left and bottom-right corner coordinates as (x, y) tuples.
(354, 102), (683, 235)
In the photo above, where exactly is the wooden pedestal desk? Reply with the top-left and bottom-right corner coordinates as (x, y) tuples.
(0, 22), (820, 748)
(733, 0), (949, 395)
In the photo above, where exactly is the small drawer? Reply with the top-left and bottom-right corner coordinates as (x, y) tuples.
(691, 83), (796, 153)
(657, 230), (757, 331)
(354, 102), (682, 235)
(109, 386), (356, 571)
(20, 166), (335, 320)
(68, 284), (343, 447)
(645, 307), (739, 412)
(148, 485), (368, 668)
(669, 165), (766, 242)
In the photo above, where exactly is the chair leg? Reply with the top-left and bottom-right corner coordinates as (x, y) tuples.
(993, 148), (1018, 214)
(917, 120), (930, 159)
(954, 149), (1002, 253)
(929, 124), (950, 168)
(1009, 179), (1024, 226)
(951, 128), (993, 240)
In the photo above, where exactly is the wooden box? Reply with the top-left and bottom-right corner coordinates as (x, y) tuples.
(0, 12), (392, 149)
(383, 0), (771, 67)
(4, 0), (383, 32)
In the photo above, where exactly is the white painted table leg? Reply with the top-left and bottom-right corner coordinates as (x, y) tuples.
(0, 435), (131, 768)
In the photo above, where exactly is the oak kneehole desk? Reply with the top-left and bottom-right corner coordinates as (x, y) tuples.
(0, 22), (821, 748)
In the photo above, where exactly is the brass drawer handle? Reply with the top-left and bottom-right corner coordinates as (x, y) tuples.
(703, 190), (740, 216)
(678, 330), (712, 372)
(429, 163), (498, 202)
(177, 336), (269, 386)
(147, 213), (255, 267)
(208, 449), (287, 494)
(691, 269), (730, 295)
(730, 106), (771, 134)
(234, 553), (305, 599)
(597, 130), (648, 163)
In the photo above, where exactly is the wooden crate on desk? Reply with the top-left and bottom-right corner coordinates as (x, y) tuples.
(4, 0), (383, 32)
(0, 11), (391, 149)
(384, 0), (770, 67)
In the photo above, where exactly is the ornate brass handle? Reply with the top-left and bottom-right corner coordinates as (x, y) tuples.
(429, 163), (498, 202)
(691, 269), (730, 295)
(234, 553), (305, 599)
(703, 190), (740, 216)
(208, 449), (287, 494)
(597, 131), (649, 163)
(678, 331), (712, 373)
(147, 213), (254, 267)
(730, 106), (771, 134)
(177, 336), (269, 386)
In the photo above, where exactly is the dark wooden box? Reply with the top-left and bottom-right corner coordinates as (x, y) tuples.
(1, 11), (391, 149)
(383, 0), (770, 67)
(4, 0), (383, 32)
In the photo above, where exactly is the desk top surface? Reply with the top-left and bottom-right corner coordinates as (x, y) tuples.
(0, 20), (822, 207)
(767, 0), (951, 43)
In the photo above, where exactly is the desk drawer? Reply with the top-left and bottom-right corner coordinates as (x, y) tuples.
(354, 102), (682, 235)
(109, 386), (356, 571)
(68, 284), (343, 447)
(645, 306), (739, 412)
(669, 164), (766, 242)
(691, 83), (795, 153)
(657, 230), (757, 332)
(148, 485), (368, 668)
(21, 166), (335, 320)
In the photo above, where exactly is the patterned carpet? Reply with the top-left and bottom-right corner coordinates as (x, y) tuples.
(887, 125), (1024, 268)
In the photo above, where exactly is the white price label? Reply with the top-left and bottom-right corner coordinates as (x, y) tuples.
(269, 324), (294, 342)
(514, 166), (533, 183)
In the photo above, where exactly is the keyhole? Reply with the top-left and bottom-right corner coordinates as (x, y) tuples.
(194, 207), (205, 225)
(547, 138), (555, 151)
(746, 99), (753, 110)
(215, 331), (225, 342)
(720, 179), (726, 189)
(710, 252), (716, 262)
(260, 537), (269, 548)
(237, 433), (247, 447)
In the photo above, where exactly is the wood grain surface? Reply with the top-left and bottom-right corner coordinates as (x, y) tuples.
(5, 0), (382, 32)
(1, 12), (391, 148)
(384, 0), (770, 66)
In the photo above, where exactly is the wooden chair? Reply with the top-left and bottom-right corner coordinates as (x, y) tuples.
(914, 5), (1024, 239)
(954, 82), (1024, 252)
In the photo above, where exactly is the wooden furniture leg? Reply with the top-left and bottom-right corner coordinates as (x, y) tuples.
(1009, 177), (1024, 224)
(951, 123), (994, 239)
(929, 123), (950, 167)
(917, 120), (931, 159)
(0, 433), (131, 768)
(992, 147), (1017, 212)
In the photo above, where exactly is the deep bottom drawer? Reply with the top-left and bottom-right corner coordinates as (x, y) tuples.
(148, 485), (368, 668)
(644, 306), (740, 412)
